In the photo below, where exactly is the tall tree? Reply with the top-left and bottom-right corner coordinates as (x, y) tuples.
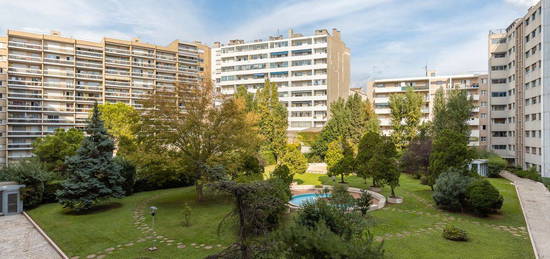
(234, 85), (256, 112)
(311, 93), (379, 159)
(97, 102), (140, 156)
(428, 88), (474, 188)
(355, 131), (380, 184)
(56, 103), (125, 211)
(32, 128), (84, 174)
(256, 80), (288, 162)
(389, 88), (423, 150)
(139, 81), (258, 201)
(326, 138), (354, 183)
(278, 144), (308, 175)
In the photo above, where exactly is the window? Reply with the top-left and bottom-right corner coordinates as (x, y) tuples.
(492, 78), (506, 84)
(492, 131), (507, 137)
(491, 65), (507, 71)
(492, 145), (506, 150)
(493, 52), (506, 58)
(492, 92), (507, 97)
(481, 137), (487, 142)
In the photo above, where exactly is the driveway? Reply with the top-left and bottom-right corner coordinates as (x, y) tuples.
(0, 214), (62, 259)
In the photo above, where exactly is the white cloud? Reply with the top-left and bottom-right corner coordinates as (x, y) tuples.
(504, 0), (539, 7)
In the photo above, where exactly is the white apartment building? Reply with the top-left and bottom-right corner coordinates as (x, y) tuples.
(488, 0), (550, 177)
(368, 72), (489, 148)
(211, 29), (350, 132)
(0, 30), (210, 165)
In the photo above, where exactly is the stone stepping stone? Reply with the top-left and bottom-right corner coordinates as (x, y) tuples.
(116, 245), (122, 248)
(217, 244), (222, 247)
(70, 257), (80, 259)
(200, 244), (205, 247)
(167, 240), (174, 243)
(125, 242), (134, 247)
(97, 255), (106, 259)
(178, 244), (187, 249)
(86, 255), (96, 259)
(205, 246), (213, 249)
(104, 248), (115, 252)
(137, 239), (145, 243)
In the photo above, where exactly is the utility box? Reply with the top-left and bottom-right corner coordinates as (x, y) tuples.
(0, 182), (25, 216)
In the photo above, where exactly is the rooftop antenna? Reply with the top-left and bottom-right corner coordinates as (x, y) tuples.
(424, 64), (428, 77)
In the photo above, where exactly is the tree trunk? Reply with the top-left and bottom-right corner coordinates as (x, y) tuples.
(340, 174), (344, 183)
(196, 183), (204, 201)
(391, 187), (395, 198)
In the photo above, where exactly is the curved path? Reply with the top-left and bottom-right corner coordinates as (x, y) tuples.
(501, 171), (550, 259)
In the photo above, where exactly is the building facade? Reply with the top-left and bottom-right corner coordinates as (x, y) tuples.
(368, 72), (489, 148)
(0, 30), (210, 164)
(211, 29), (350, 132)
(488, 0), (550, 177)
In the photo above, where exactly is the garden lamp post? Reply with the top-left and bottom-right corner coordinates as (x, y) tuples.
(148, 206), (158, 251)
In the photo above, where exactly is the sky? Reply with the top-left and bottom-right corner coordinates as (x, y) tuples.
(0, 0), (540, 87)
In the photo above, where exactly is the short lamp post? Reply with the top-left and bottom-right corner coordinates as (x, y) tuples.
(148, 206), (158, 251)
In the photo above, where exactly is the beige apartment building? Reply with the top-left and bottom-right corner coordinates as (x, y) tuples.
(211, 29), (350, 132)
(488, 0), (550, 177)
(368, 72), (489, 148)
(0, 30), (210, 165)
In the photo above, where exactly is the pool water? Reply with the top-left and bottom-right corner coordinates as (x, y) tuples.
(289, 193), (331, 206)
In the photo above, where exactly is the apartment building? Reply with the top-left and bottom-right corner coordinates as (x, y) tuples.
(488, 0), (550, 177)
(211, 28), (350, 132)
(368, 72), (489, 148)
(0, 30), (210, 165)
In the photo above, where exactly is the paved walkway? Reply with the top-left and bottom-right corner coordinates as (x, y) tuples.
(501, 171), (550, 259)
(306, 163), (327, 174)
(0, 214), (61, 259)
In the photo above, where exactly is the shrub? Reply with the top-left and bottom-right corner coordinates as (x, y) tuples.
(0, 158), (53, 208)
(297, 199), (366, 239)
(279, 145), (308, 175)
(182, 203), (192, 227)
(355, 189), (373, 216)
(43, 180), (64, 203)
(432, 169), (471, 211)
(442, 224), (468, 241)
(465, 178), (503, 216)
(271, 164), (293, 185)
(330, 184), (355, 211)
(487, 155), (507, 178)
(512, 167), (542, 182)
(115, 156), (136, 195)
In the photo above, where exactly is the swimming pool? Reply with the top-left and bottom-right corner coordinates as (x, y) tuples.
(289, 193), (331, 206)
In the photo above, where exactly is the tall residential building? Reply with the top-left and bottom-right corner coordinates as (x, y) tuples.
(368, 72), (489, 148)
(488, 0), (549, 177)
(0, 30), (210, 165)
(211, 28), (350, 132)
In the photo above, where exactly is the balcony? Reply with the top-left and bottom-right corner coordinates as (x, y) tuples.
(76, 61), (103, 69)
(75, 96), (102, 102)
(105, 48), (130, 56)
(105, 80), (130, 88)
(8, 67), (42, 76)
(8, 105), (42, 112)
(8, 41), (42, 51)
(43, 119), (75, 124)
(44, 95), (74, 101)
(157, 55), (177, 62)
(76, 49), (103, 59)
(44, 70), (75, 78)
(7, 118), (42, 124)
(105, 59), (130, 66)
(43, 82), (74, 89)
(132, 51), (155, 58)
(156, 65), (177, 71)
(43, 46), (74, 54)
(131, 73), (155, 79)
(105, 69), (130, 77)
(157, 75), (176, 82)
(8, 93), (41, 100)
(43, 58), (75, 66)
(76, 85), (103, 92)
(76, 73), (102, 80)
(133, 62), (155, 69)
(132, 84), (154, 89)
(7, 143), (33, 150)
(8, 79), (42, 88)
(8, 131), (43, 137)
(178, 57), (198, 64)
(43, 107), (75, 112)
(8, 54), (42, 63)
(105, 92), (131, 98)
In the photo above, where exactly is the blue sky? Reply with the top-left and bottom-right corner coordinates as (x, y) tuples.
(0, 0), (538, 86)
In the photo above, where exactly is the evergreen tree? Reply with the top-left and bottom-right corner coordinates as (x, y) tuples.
(355, 131), (380, 184)
(56, 103), (125, 211)
(389, 88), (423, 150)
(428, 88), (474, 188)
(327, 138), (354, 183)
(256, 80), (288, 162)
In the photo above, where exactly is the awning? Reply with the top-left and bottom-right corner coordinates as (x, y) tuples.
(270, 71), (288, 75)
(292, 49), (312, 54)
(271, 51), (288, 55)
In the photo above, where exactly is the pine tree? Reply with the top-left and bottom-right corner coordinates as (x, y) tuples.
(256, 80), (288, 162)
(56, 103), (125, 211)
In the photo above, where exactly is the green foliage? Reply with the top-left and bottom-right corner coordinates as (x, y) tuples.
(401, 134), (432, 179)
(278, 144), (307, 175)
(356, 189), (373, 216)
(330, 184), (356, 211)
(311, 94), (379, 159)
(234, 85), (256, 112)
(297, 131), (320, 146)
(326, 139), (354, 183)
(114, 156), (136, 195)
(234, 155), (264, 183)
(465, 178), (503, 216)
(442, 224), (468, 241)
(32, 128), (84, 174)
(271, 164), (293, 185)
(97, 102), (140, 156)
(365, 135), (399, 195)
(511, 167), (542, 182)
(433, 169), (471, 211)
(56, 103), (125, 211)
(487, 155), (507, 178)
(43, 180), (64, 203)
(181, 202), (192, 227)
(0, 158), (54, 208)
(356, 131), (380, 184)
(389, 88), (423, 150)
(428, 88), (474, 187)
(256, 80), (288, 162)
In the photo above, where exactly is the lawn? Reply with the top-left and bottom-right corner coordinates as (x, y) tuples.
(28, 172), (534, 259)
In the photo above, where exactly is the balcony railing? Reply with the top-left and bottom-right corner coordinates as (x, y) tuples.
(132, 51), (155, 58)
(43, 119), (75, 124)
(76, 61), (102, 69)
(131, 73), (155, 79)
(8, 80), (42, 88)
(8, 67), (42, 75)
(75, 96), (102, 102)
(105, 48), (130, 55)
(43, 46), (74, 54)
(133, 62), (155, 68)
(8, 41), (42, 50)
(8, 131), (43, 136)
(43, 82), (74, 89)
(76, 73), (102, 80)
(105, 59), (130, 66)
(44, 95), (74, 101)
(76, 50), (103, 58)
(8, 105), (42, 112)
(156, 65), (177, 71)
(157, 55), (177, 62)
(8, 93), (41, 99)
(105, 70), (130, 77)
(157, 75), (176, 81)
(43, 58), (75, 66)
(44, 70), (75, 77)
(105, 81), (130, 87)
(76, 85), (102, 91)
(7, 118), (42, 123)
(8, 54), (42, 63)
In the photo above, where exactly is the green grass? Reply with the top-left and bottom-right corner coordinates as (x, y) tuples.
(296, 173), (534, 259)
(28, 187), (236, 258)
(28, 173), (534, 259)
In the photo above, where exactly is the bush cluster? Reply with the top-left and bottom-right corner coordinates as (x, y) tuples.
(442, 224), (468, 241)
(433, 169), (503, 216)
(510, 167), (542, 182)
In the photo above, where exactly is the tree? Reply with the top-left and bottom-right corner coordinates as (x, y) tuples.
(389, 88), (423, 150)
(428, 88), (474, 188)
(256, 80), (288, 162)
(311, 94), (379, 159)
(32, 128), (84, 174)
(355, 131), (380, 184)
(278, 144), (308, 176)
(271, 164), (293, 186)
(356, 189), (373, 216)
(139, 81), (258, 201)
(370, 136), (400, 196)
(465, 178), (503, 216)
(0, 158), (54, 208)
(234, 85), (256, 112)
(401, 133), (432, 179)
(56, 103), (125, 211)
(326, 139), (354, 183)
(97, 102), (140, 156)
(432, 169), (471, 211)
